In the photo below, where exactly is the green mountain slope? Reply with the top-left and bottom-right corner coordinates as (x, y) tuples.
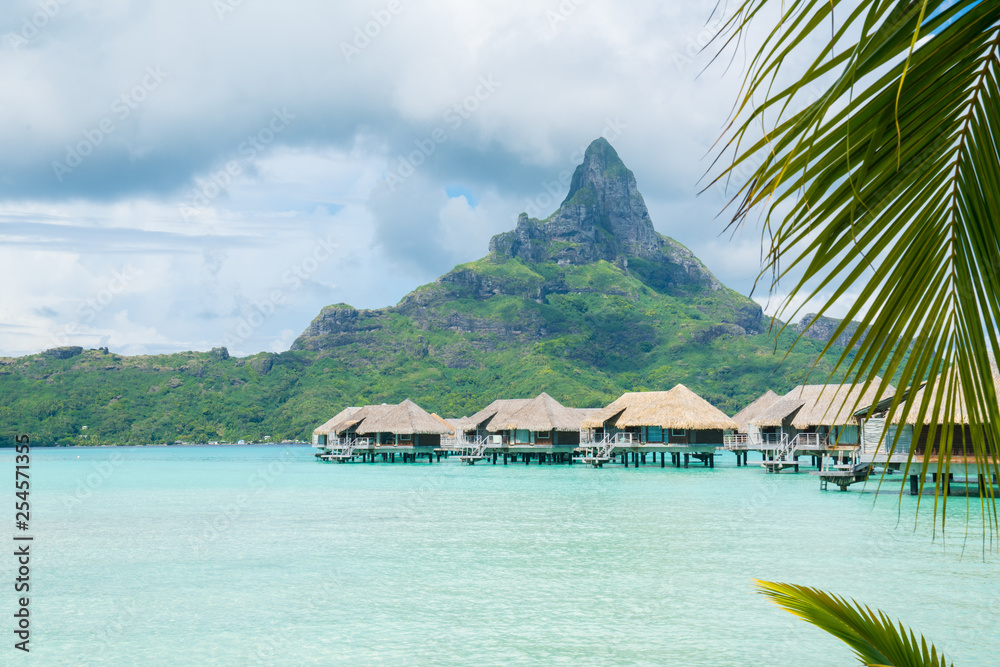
(0, 139), (854, 446)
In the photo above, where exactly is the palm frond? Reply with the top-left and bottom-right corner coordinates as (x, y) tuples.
(756, 580), (954, 666)
(714, 0), (1000, 533)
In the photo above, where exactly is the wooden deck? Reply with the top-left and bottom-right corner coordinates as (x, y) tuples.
(313, 439), (724, 468)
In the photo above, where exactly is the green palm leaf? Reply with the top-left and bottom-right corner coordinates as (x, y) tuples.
(756, 580), (954, 666)
(713, 1), (1000, 532)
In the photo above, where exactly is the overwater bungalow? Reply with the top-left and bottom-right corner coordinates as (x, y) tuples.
(355, 399), (455, 447)
(721, 390), (781, 465)
(751, 381), (892, 449)
(312, 399), (454, 462)
(810, 367), (1000, 493)
(728, 390), (780, 443)
(458, 398), (534, 443)
(582, 385), (737, 446)
(749, 381), (892, 473)
(855, 365), (1000, 470)
(312, 406), (366, 447)
(488, 393), (595, 446)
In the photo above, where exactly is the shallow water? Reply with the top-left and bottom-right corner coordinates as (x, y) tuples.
(4, 445), (998, 665)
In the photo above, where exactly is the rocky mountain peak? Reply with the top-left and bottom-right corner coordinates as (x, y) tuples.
(489, 138), (664, 265)
(293, 136), (765, 354)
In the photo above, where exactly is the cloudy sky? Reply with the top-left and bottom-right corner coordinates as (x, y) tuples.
(0, 0), (845, 357)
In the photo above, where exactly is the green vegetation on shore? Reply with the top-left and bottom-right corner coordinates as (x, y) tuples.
(0, 309), (851, 447)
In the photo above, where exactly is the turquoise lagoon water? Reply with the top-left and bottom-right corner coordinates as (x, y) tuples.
(2, 445), (998, 666)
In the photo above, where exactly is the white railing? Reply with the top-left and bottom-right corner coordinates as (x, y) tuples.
(317, 436), (371, 451)
(723, 433), (748, 449)
(768, 433), (793, 462)
(457, 437), (490, 461)
(580, 432), (634, 447)
(821, 447), (865, 472)
(763, 433), (832, 466)
(318, 439), (360, 461)
(793, 433), (826, 449)
(593, 434), (622, 459)
(724, 432), (783, 449)
(574, 433), (622, 465)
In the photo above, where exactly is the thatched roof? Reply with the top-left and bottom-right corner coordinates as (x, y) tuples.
(462, 398), (534, 432)
(356, 399), (455, 435)
(752, 380), (894, 428)
(430, 412), (457, 432)
(581, 385), (738, 430)
(872, 363), (1000, 425)
(443, 417), (468, 431)
(731, 391), (780, 432)
(313, 406), (366, 435)
(490, 393), (587, 431)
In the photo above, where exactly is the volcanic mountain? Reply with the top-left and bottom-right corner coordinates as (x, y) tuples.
(294, 138), (765, 360)
(0, 139), (847, 446)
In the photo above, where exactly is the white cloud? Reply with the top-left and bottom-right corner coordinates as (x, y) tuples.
(0, 0), (830, 356)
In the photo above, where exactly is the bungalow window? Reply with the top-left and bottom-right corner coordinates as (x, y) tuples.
(536, 431), (551, 439)
(671, 428), (686, 437)
(400, 433), (412, 442)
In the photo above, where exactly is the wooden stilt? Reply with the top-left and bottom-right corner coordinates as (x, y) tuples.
(684, 453), (689, 468)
